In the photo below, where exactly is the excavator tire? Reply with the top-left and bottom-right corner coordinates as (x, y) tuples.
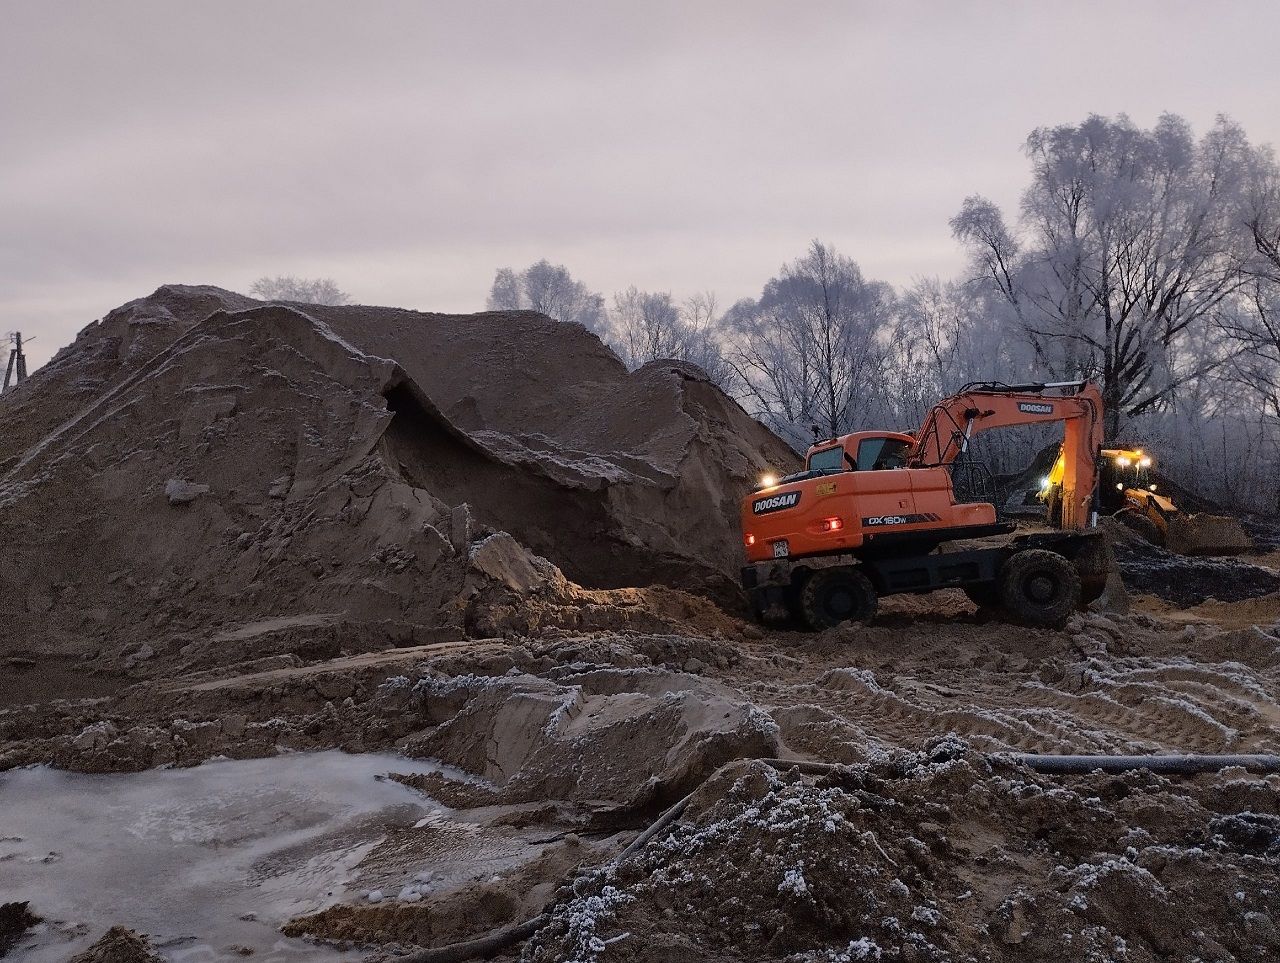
(999, 549), (1080, 629)
(1116, 508), (1162, 546)
(799, 567), (878, 631)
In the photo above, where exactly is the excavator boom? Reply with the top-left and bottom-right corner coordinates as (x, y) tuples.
(910, 381), (1104, 529)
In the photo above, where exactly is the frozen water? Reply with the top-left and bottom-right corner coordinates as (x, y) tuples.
(0, 751), (448, 962)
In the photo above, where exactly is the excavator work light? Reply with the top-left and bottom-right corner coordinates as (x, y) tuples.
(744, 533), (756, 547)
(759, 473), (778, 489)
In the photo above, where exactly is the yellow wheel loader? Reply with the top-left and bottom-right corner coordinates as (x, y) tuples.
(1041, 447), (1252, 556)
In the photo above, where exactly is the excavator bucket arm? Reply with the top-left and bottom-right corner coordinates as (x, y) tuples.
(910, 381), (1104, 530)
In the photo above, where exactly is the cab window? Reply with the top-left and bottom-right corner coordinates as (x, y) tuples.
(856, 437), (911, 471)
(806, 445), (846, 473)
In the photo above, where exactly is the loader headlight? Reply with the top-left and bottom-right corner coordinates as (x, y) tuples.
(1115, 456), (1131, 468)
(1139, 457), (1151, 468)
(1116, 483), (1124, 490)
(1040, 476), (1051, 489)
(1149, 484), (1157, 492)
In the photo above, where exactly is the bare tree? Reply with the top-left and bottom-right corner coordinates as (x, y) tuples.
(610, 287), (684, 367)
(724, 240), (894, 447)
(486, 260), (606, 334)
(954, 114), (1259, 438)
(1218, 281), (1280, 419)
(675, 291), (734, 387)
(605, 287), (734, 387)
(250, 276), (351, 305)
(1244, 148), (1280, 284)
(889, 278), (1028, 420)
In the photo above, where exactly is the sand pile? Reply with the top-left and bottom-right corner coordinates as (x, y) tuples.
(527, 747), (1280, 962)
(394, 666), (780, 813)
(0, 285), (793, 680)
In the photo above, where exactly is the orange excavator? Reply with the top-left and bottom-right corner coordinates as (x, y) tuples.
(740, 381), (1107, 629)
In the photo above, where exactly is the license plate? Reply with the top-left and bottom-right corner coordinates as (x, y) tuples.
(772, 540), (790, 559)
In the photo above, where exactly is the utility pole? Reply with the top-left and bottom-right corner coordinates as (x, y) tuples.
(3, 332), (29, 392)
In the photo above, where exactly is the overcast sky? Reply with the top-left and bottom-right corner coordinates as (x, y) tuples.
(3, 0), (1278, 370)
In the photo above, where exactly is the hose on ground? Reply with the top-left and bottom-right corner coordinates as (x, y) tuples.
(388, 751), (1278, 963)
(1008, 752), (1280, 775)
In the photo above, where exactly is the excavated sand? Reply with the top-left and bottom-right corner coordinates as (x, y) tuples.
(0, 285), (794, 675)
(2, 287), (1279, 962)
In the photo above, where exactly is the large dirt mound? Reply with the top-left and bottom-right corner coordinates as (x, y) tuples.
(0, 286), (794, 670)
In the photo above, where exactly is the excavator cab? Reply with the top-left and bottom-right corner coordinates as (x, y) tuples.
(804, 432), (914, 474)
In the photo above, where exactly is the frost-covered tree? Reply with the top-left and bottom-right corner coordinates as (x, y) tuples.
(883, 278), (1050, 476)
(953, 114), (1261, 438)
(610, 287), (682, 367)
(887, 278), (1028, 422)
(608, 288), (732, 387)
(724, 240), (895, 447)
(486, 260), (606, 334)
(676, 291), (734, 388)
(250, 276), (350, 305)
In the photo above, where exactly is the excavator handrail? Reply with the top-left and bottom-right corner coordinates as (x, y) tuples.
(955, 379), (1087, 396)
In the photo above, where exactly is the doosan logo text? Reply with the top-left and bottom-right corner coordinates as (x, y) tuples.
(752, 491), (800, 514)
(1018, 402), (1054, 414)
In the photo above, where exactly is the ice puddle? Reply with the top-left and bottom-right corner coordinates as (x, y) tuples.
(0, 751), (451, 961)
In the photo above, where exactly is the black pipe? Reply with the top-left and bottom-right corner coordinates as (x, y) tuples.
(1008, 753), (1280, 775)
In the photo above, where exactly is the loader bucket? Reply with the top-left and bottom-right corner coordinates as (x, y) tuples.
(1164, 513), (1254, 557)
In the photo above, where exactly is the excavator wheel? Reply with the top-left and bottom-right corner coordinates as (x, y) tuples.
(799, 567), (878, 631)
(999, 549), (1080, 629)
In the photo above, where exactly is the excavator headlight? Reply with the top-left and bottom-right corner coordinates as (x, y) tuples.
(759, 473), (778, 489)
(1149, 484), (1157, 492)
(821, 517), (843, 532)
(1116, 483), (1124, 490)
(1039, 476), (1051, 490)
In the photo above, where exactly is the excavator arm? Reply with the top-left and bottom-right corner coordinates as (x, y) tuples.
(909, 380), (1104, 530)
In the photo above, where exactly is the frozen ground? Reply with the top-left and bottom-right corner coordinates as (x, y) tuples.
(0, 752), (451, 962)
